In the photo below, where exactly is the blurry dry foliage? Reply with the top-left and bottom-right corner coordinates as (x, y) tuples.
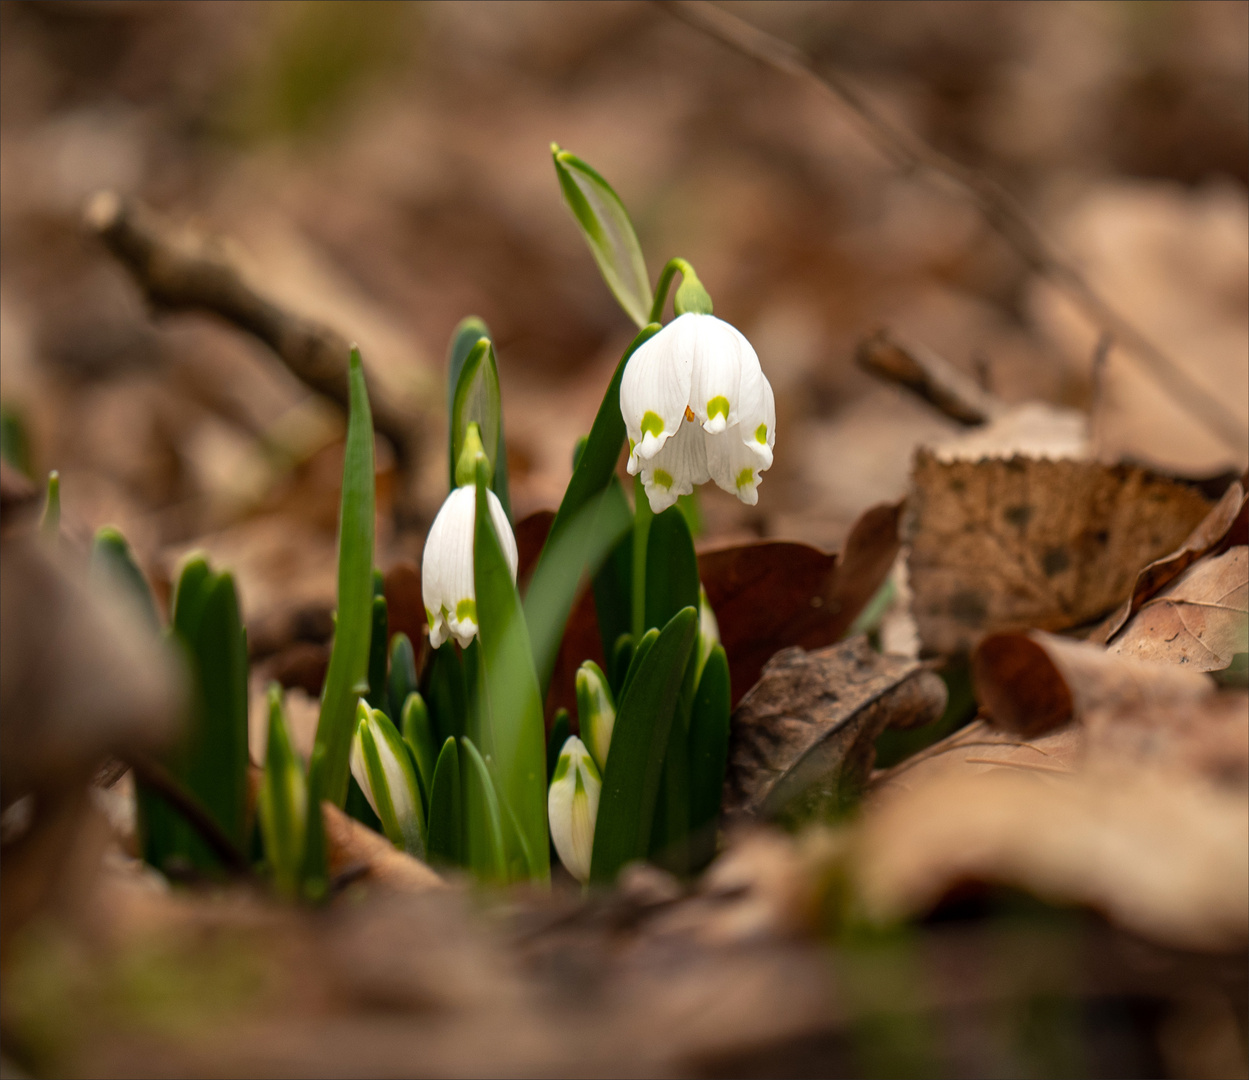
(2, 2), (1247, 1077)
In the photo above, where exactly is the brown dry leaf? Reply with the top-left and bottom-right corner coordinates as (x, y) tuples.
(906, 452), (1213, 656)
(855, 766), (1248, 952)
(382, 559), (427, 663)
(724, 637), (946, 825)
(1097, 474), (1248, 642)
(702, 501), (903, 706)
(1108, 546), (1248, 671)
(972, 629), (1214, 736)
(321, 801), (445, 894)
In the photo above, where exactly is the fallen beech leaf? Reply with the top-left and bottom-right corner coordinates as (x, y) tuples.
(1097, 475), (1247, 642)
(1108, 547), (1248, 672)
(322, 801), (445, 893)
(855, 767), (1248, 952)
(724, 637), (946, 824)
(972, 630), (1213, 736)
(906, 453), (1212, 655)
(701, 501), (902, 706)
(383, 560), (428, 663)
(514, 509), (556, 586)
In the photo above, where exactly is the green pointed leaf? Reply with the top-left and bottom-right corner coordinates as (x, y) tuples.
(552, 145), (652, 328)
(388, 632), (419, 723)
(644, 505), (700, 634)
(312, 347), (376, 808)
(609, 632), (634, 698)
(688, 644), (730, 871)
(460, 736), (506, 883)
(259, 684), (307, 898)
(619, 627), (658, 703)
(546, 708), (571, 785)
(447, 316), (491, 420)
(589, 606), (698, 885)
(91, 526), (159, 632)
(591, 479), (634, 662)
(472, 466), (549, 880)
(426, 737), (462, 868)
(40, 470), (60, 540)
(301, 744), (329, 903)
(366, 592), (389, 711)
(424, 641), (467, 747)
(450, 334), (510, 518)
(401, 691), (436, 805)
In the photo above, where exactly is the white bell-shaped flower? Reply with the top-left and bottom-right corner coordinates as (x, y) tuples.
(547, 735), (601, 883)
(621, 313), (776, 513)
(422, 484), (518, 648)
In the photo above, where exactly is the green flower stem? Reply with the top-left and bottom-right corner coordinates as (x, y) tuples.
(631, 474), (653, 643)
(649, 258), (713, 323)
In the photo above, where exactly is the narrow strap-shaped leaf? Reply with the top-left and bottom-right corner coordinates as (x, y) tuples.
(618, 627), (658, 703)
(388, 632), (419, 725)
(401, 691), (437, 807)
(609, 633), (634, 698)
(446, 316), (490, 422)
(450, 333), (511, 519)
(426, 736), (462, 868)
(687, 644), (731, 871)
(473, 467), (550, 879)
(423, 641), (467, 747)
(644, 506), (700, 634)
(40, 470), (60, 540)
(648, 690), (691, 875)
(312, 347), (376, 807)
(460, 736), (506, 883)
(589, 606), (698, 885)
(366, 592), (389, 711)
(487, 755), (539, 884)
(591, 478), (634, 661)
(91, 526), (159, 630)
(259, 684), (307, 898)
(631, 474), (653, 642)
(301, 745), (329, 903)
(552, 146), (653, 328)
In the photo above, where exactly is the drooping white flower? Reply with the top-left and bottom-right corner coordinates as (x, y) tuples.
(422, 484), (518, 648)
(621, 313), (775, 512)
(547, 735), (601, 883)
(349, 700), (425, 856)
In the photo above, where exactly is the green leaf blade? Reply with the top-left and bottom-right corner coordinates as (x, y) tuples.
(688, 644), (731, 871)
(427, 736), (463, 868)
(460, 736), (506, 883)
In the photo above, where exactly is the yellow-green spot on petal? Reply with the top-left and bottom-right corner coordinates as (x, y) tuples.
(455, 598), (477, 623)
(653, 469), (674, 489)
(755, 423), (768, 444)
(552, 755), (571, 783)
(628, 438), (636, 454)
(707, 395), (730, 421)
(641, 411), (664, 438)
(425, 607), (436, 627)
(735, 468), (754, 490)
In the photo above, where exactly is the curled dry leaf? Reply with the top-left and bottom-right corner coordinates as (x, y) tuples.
(321, 801), (445, 894)
(1108, 546), (1248, 672)
(906, 452), (1213, 656)
(855, 766), (1248, 953)
(723, 636), (946, 825)
(701, 501), (903, 706)
(1097, 474), (1247, 642)
(972, 629), (1214, 737)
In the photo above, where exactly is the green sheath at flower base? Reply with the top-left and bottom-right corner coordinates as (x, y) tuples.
(259, 684), (308, 899)
(454, 422), (491, 487)
(575, 660), (616, 774)
(350, 700), (426, 858)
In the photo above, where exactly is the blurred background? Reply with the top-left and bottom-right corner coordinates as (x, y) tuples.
(1, 0), (1246, 600)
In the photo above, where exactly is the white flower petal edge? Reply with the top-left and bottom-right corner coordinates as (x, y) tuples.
(547, 735), (601, 884)
(688, 314), (755, 435)
(422, 485), (518, 649)
(621, 318), (694, 468)
(631, 417), (708, 513)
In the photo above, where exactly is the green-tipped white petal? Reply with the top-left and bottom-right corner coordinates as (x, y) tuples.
(350, 700), (426, 856)
(422, 484), (518, 649)
(621, 319), (694, 469)
(547, 736), (601, 883)
(633, 418), (709, 514)
(575, 661), (616, 772)
(697, 585), (720, 679)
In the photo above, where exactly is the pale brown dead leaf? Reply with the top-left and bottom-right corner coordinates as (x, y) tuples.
(1109, 546), (1248, 671)
(321, 801), (445, 894)
(906, 452), (1213, 655)
(724, 637), (947, 824)
(972, 629), (1215, 736)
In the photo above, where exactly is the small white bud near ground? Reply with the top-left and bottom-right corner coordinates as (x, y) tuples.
(547, 735), (601, 883)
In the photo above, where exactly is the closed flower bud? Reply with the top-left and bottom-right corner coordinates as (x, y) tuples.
(350, 700), (426, 857)
(575, 660), (615, 772)
(547, 736), (601, 883)
(422, 483), (518, 649)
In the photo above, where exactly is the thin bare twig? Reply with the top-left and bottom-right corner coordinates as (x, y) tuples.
(856, 329), (1005, 426)
(85, 191), (416, 465)
(126, 751), (252, 876)
(659, 0), (1247, 453)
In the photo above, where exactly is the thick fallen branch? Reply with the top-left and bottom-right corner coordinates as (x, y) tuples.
(85, 191), (416, 465)
(659, 0), (1247, 454)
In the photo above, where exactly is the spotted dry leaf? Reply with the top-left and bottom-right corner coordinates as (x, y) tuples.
(905, 452), (1213, 655)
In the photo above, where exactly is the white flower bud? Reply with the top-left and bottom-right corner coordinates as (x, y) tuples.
(422, 484), (518, 648)
(547, 736), (601, 883)
(575, 661), (616, 772)
(350, 700), (425, 856)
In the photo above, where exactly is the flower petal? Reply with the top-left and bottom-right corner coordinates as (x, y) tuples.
(732, 344), (775, 469)
(548, 736), (601, 883)
(705, 423), (768, 505)
(688, 314), (753, 435)
(620, 317), (694, 468)
(637, 417), (708, 513)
